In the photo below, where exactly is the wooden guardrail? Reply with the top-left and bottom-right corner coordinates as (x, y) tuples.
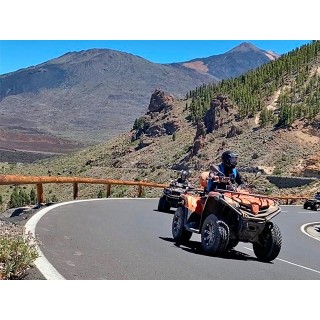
(0, 174), (309, 206)
(268, 196), (308, 205)
(0, 174), (167, 205)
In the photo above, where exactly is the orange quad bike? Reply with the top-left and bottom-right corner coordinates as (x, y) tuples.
(172, 172), (282, 262)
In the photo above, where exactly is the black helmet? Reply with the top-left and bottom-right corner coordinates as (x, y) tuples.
(221, 150), (238, 168)
(180, 170), (189, 181)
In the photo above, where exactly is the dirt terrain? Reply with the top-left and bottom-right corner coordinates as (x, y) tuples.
(0, 125), (84, 162)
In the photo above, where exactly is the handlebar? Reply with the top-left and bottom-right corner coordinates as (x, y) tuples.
(209, 175), (231, 183)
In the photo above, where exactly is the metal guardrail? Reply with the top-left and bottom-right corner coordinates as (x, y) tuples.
(0, 174), (167, 205)
(0, 174), (309, 206)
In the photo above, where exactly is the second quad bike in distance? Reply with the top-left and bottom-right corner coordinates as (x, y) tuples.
(158, 181), (194, 213)
(172, 172), (282, 262)
(303, 192), (320, 211)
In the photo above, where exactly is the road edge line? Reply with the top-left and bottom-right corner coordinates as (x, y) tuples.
(25, 198), (156, 279)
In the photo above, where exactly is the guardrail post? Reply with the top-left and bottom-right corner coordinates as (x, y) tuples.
(138, 185), (142, 197)
(73, 183), (79, 200)
(106, 184), (111, 198)
(36, 183), (44, 206)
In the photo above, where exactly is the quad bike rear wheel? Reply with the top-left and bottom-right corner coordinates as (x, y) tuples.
(158, 196), (171, 213)
(172, 207), (192, 243)
(201, 214), (225, 255)
(253, 223), (282, 262)
(313, 203), (319, 211)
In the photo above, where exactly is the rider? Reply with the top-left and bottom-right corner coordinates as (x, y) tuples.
(174, 170), (193, 188)
(207, 150), (245, 192)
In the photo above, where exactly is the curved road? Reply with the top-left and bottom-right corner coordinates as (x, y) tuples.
(26, 199), (320, 280)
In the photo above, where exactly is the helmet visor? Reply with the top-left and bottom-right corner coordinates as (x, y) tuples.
(229, 154), (238, 166)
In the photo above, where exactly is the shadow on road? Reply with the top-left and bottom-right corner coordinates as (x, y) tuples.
(159, 237), (271, 263)
(153, 209), (175, 215)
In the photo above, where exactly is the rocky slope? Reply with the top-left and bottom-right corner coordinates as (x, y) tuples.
(0, 43), (279, 155)
(1, 87), (319, 210)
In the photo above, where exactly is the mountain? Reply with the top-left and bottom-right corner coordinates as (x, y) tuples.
(0, 43), (279, 160)
(0, 41), (319, 207)
(176, 42), (280, 79)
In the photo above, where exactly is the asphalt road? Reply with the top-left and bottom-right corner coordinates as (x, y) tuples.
(28, 199), (320, 280)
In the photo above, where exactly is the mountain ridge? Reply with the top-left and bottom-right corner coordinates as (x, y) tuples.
(179, 42), (280, 79)
(0, 41), (319, 207)
(0, 42), (280, 160)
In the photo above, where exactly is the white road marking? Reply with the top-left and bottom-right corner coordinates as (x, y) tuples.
(25, 199), (320, 279)
(300, 222), (320, 242)
(243, 247), (320, 274)
(25, 202), (67, 280)
(25, 198), (156, 280)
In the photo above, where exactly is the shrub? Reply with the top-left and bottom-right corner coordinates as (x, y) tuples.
(273, 167), (282, 175)
(9, 187), (30, 208)
(97, 189), (106, 198)
(0, 221), (39, 280)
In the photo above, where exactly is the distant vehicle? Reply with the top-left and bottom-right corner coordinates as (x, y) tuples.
(303, 193), (320, 211)
(172, 172), (282, 262)
(158, 181), (194, 213)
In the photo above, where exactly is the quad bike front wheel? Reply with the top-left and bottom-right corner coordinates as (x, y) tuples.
(172, 207), (192, 243)
(201, 214), (225, 255)
(312, 203), (319, 211)
(217, 220), (230, 253)
(253, 223), (282, 262)
(158, 196), (171, 213)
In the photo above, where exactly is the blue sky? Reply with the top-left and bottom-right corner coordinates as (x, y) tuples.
(0, 40), (312, 75)
(0, 2), (315, 76)
(0, 0), (316, 314)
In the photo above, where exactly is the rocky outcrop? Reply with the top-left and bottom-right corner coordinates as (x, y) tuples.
(132, 89), (180, 141)
(226, 124), (243, 138)
(192, 138), (204, 156)
(204, 94), (232, 133)
(163, 120), (180, 135)
(135, 137), (154, 150)
(195, 121), (206, 140)
(303, 156), (320, 178)
(148, 89), (174, 113)
(291, 155), (320, 178)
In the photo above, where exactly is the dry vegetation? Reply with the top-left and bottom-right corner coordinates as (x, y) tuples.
(0, 96), (319, 209)
(0, 220), (39, 279)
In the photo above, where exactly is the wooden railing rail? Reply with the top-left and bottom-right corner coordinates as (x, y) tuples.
(0, 174), (167, 205)
(0, 174), (310, 206)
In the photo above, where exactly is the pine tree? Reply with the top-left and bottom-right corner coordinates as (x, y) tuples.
(259, 107), (269, 127)
(9, 187), (20, 208)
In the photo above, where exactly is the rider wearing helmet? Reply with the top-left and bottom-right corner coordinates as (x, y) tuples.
(171, 170), (193, 189)
(179, 170), (188, 183)
(207, 150), (245, 192)
(176, 170), (191, 185)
